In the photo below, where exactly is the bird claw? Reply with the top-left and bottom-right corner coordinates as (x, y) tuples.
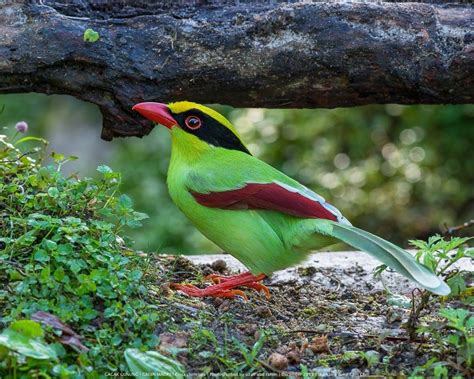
(170, 283), (248, 300)
(205, 273), (270, 299)
(205, 273), (224, 284)
(171, 272), (269, 300)
(243, 281), (271, 299)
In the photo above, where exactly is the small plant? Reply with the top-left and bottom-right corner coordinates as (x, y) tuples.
(83, 28), (100, 43)
(376, 236), (472, 339)
(407, 236), (472, 338)
(0, 130), (163, 375)
(412, 307), (473, 377)
(376, 235), (472, 377)
(125, 348), (186, 379)
(341, 350), (380, 368)
(0, 320), (58, 374)
(233, 331), (267, 374)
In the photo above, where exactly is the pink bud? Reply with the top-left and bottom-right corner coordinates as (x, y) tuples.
(15, 121), (28, 133)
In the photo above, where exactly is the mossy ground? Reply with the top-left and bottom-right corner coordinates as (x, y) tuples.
(0, 133), (471, 377)
(150, 255), (472, 377)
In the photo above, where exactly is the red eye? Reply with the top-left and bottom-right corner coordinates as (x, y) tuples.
(185, 116), (202, 130)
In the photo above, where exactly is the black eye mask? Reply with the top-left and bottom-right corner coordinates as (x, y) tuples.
(171, 109), (251, 156)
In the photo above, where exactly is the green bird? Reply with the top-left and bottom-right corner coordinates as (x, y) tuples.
(133, 101), (450, 299)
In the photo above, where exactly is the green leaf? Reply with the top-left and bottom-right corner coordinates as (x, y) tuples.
(433, 364), (448, 379)
(300, 364), (310, 379)
(133, 211), (149, 221)
(409, 239), (429, 251)
(40, 265), (51, 282)
(51, 151), (65, 162)
(444, 237), (471, 252)
(124, 348), (186, 379)
(57, 243), (73, 255)
(111, 334), (122, 346)
(83, 28), (100, 43)
(0, 320), (57, 360)
(440, 308), (469, 331)
(129, 270), (143, 281)
(9, 270), (24, 281)
(119, 194), (133, 208)
(97, 164), (113, 174)
(10, 320), (44, 338)
(198, 351), (213, 359)
(44, 239), (58, 251)
(14, 136), (48, 146)
(251, 331), (265, 360)
(373, 264), (388, 278)
(363, 350), (380, 368)
(447, 334), (460, 347)
(48, 186), (60, 198)
(422, 253), (436, 271)
(53, 267), (65, 282)
(447, 274), (466, 296)
(34, 249), (50, 263)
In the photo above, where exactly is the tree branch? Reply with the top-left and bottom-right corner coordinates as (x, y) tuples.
(1, 1), (472, 139)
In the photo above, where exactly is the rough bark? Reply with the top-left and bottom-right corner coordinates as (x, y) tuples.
(0, 1), (472, 140)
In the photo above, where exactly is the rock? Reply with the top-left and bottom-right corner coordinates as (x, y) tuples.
(172, 303), (200, 316)
(218, 301), (231, 312)
(268, 352), (288, 370)
(303, 347), (315, 358)
(201, 266), (213, 276)
(286, 350), (301, 364)
(159, 332), (188, 350)
(160, 283), (171, 297)
(362, 303), (372, 311)
(300, 298), (310, 305)
(237, 323), (257, 336)
(212, 297), (224, 307)
(350, 368), (362, 377)
(288, 341), (298, 351)
(298, 266), (317, 276)
(380, 344), (394, 354)
(310, 335), (330, 354)
(314, 324), (330, 333)
(255, 306), (272, 318)
(346, 303), (358, 312)
(211, 259), (227, 273)
(174, 257), (197, 273)
(386, 308), (403, 324)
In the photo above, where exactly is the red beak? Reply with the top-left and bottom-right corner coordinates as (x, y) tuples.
(132, 102), (177, 129)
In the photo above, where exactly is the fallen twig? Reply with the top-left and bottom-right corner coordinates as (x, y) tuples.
(443, 219), (474, 236)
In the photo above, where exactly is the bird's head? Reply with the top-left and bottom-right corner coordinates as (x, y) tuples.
(133, 101), (250, 155)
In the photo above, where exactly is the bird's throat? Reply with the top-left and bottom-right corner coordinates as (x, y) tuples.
(170, 127), (210, 164)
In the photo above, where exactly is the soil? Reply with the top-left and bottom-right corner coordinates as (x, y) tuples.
(149, 253), (472, 377)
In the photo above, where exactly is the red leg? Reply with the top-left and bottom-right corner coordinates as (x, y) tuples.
(170, 272), (269, 300)
(206, 272), (270, 298)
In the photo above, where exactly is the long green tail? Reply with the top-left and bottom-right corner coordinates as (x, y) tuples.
(315, 221), (450, 295)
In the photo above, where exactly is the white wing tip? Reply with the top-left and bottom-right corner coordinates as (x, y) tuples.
(428, 280), (451, 296)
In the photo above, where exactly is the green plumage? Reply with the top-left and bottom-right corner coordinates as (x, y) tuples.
(167, 127), (450, 296)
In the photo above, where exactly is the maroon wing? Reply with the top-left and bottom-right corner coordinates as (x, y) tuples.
(190, 182), (338, 221)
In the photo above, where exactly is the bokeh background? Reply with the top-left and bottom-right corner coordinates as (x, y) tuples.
(1, 93), (473, 253)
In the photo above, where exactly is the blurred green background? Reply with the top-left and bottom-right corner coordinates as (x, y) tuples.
(1, 93), (473, 253)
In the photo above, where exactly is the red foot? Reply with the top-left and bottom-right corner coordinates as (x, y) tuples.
(206, 273), (270, 298)
(170, 272), (270, 300)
